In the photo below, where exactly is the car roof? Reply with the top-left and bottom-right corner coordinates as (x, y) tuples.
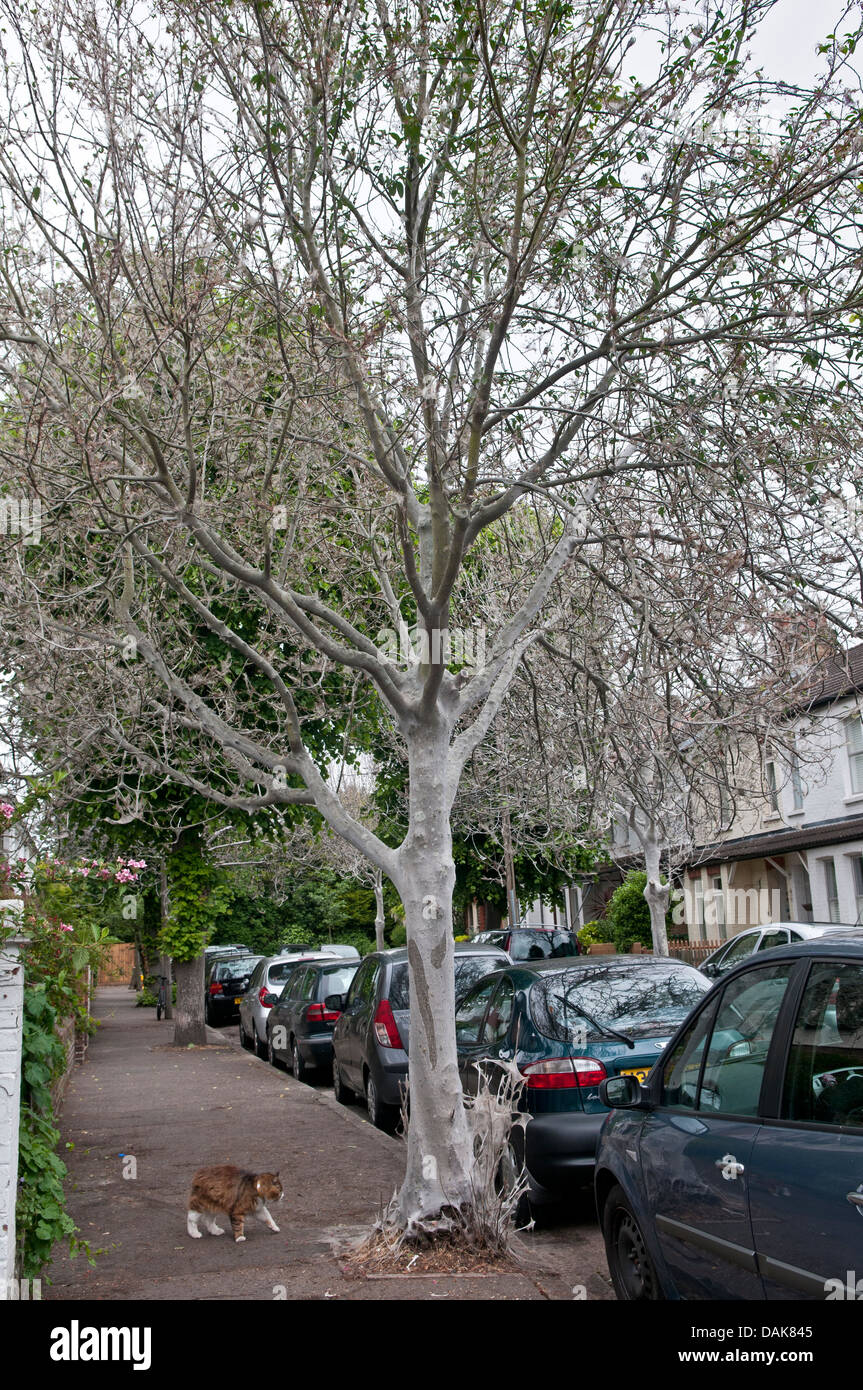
(367, 943), (511, 963)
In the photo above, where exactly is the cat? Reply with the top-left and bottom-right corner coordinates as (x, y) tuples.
(186, 1165), (283, 1243)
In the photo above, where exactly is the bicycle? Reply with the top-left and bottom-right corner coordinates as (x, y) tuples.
(156, 974), (169, 1021)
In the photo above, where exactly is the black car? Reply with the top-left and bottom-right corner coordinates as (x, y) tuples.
(205, 954), (263, 1026)
(454, 954), (711, 1209)
(473, 927), (580, 961)
(330, 943), (511, 1131)
(595, 931), (863, 1300)
(266, 957), (361, 1079)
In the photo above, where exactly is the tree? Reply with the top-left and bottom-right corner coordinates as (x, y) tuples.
(1, 0), (863, 1240)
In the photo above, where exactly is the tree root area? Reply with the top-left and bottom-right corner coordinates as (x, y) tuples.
(340, 1230), (522, 1277)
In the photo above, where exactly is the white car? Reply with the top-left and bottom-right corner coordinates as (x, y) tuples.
(238, 953), (322, 1056)
(700, 920), (859, 979)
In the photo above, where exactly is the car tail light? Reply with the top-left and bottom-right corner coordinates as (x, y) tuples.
(373, 1000), (403, 1049)
(306, 1002), (341, 1024)
(521, 1057), (606, 1089)
(208, 981), (223, 996)
(259, 985), (274, 1008)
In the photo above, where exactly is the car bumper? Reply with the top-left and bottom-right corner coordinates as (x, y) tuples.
(522, 1111), (607, 1189)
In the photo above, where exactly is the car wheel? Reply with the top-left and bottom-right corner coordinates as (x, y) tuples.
(254, 1027), (268, 1060)
(333, 1056), (354, 1105)
(292, 1038), (309, 1082)
(603, 1184), (663, 1301)
(365, 1071), (397, 1133)
(239, 1018), (251, 1050)
(494, 1136), (542, 1227)
(267, 1030), (284, 1070)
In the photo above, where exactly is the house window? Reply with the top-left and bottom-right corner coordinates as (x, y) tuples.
(765, 760), (779, 815)
(852, 856), (863, 924)
(712, 875), (726, 936)
(846, 715), (863, 795)
(824, 858), (841, 923)
(789, 747), (804, 811)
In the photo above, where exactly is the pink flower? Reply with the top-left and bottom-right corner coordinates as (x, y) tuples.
(58, 923), (74, 933)
(0, 803), (14, 820)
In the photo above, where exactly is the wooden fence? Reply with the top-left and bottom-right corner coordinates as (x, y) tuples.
(97, 942), (137, 986)
(668, 941), (722, 967)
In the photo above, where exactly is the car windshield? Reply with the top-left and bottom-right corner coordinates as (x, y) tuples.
(215, 957), (260, 980)
(388, 955), (501, 1009)
(530, 962), (710, 1043)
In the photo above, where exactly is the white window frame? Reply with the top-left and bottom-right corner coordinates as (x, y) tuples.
(846, 715), (863, 796)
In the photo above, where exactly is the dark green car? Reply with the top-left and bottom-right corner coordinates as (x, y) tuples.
(454, 955), (711, 1202)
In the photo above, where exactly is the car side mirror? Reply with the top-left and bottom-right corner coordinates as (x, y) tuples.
(701, 962), (716, 979)
(599, 1074), (649, 1109)
(262, 992), (279, 1007)
(324, 993), (345, 1012)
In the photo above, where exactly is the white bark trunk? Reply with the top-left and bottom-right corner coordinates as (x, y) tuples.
(373, 871), (386, 952)
(643, 836), (670, 957)
(395, 722), (475, 1228)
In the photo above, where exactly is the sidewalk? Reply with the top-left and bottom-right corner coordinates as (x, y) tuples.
(45, 987), (612, 1300)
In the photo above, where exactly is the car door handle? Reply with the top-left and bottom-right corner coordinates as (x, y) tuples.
(846, 1191), (863, 1208)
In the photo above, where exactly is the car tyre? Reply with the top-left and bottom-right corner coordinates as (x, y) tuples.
(267, 1030), (285, 1070)
(239, 1018), (252, 1051)
(365, 1071), (398, 1133)
(292, 1038), (309, 1082)
(603, 1184), (663, 1301)
(333, 1056), (354, 1105)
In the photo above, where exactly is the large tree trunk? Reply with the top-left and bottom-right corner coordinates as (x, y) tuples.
(172, 955), (207, 1045)
(643, 835), (670, 957)
(395, 724), (475, 1230)
(158, 861), (173, 1020)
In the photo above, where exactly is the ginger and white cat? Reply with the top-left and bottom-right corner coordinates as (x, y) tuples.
(186, 1164), (283, 1243)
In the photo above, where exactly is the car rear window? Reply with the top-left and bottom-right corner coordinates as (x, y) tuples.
(388, 955), (503, 1010)
(268, 959), (312, 985)
(215, 957), (260, 980)
(317, 964), (359, 999)
(530, 962), (709, 1043)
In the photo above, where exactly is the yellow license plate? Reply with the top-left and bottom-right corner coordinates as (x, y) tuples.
(234, 997), (243, 1005)
(621, 1067), (649, 1083)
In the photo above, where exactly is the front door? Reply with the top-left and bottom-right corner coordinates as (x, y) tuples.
(749, 958), (863, 1299)
(639, 961), (796, 1299)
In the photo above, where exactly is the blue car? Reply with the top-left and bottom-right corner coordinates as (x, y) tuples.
(595, 932), (863, 1300)
(454, 954), (711, 1202)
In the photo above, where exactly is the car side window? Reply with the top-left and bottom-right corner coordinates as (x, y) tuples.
(721, 932), (759, 969)
(345, 960), (370, 1005)
(456, 979), (498, 1045)
(758, 929), (790, 952)
(482, 979), (515, 1046)
(661, 998), (720, 1108)
(782, 962), (863, 1128)
(301, 970), (318, 1001)
(286, 967), (309, 999)
(696, 963), (795, 1116)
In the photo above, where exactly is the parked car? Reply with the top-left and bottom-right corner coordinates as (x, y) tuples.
(239, 953), (323, 1057)
(700, 920), (859, 979)
(267, 957), (361, 1078)
(205, 954), (263, 1027)
(453, 954), (710, 1208)
(330, 943), (511, 1130)
(473, 927), (580, 961)
(205, 942), (249, 954)
(594, 931), (863, 1300)
(274, 942), (361, 959)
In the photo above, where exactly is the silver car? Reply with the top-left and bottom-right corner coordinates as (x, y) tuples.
(238, 953), (323, 1056)
(700, 920), (859, 979)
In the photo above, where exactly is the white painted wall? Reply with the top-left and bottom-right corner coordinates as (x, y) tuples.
(0, 907), (26, 1297)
